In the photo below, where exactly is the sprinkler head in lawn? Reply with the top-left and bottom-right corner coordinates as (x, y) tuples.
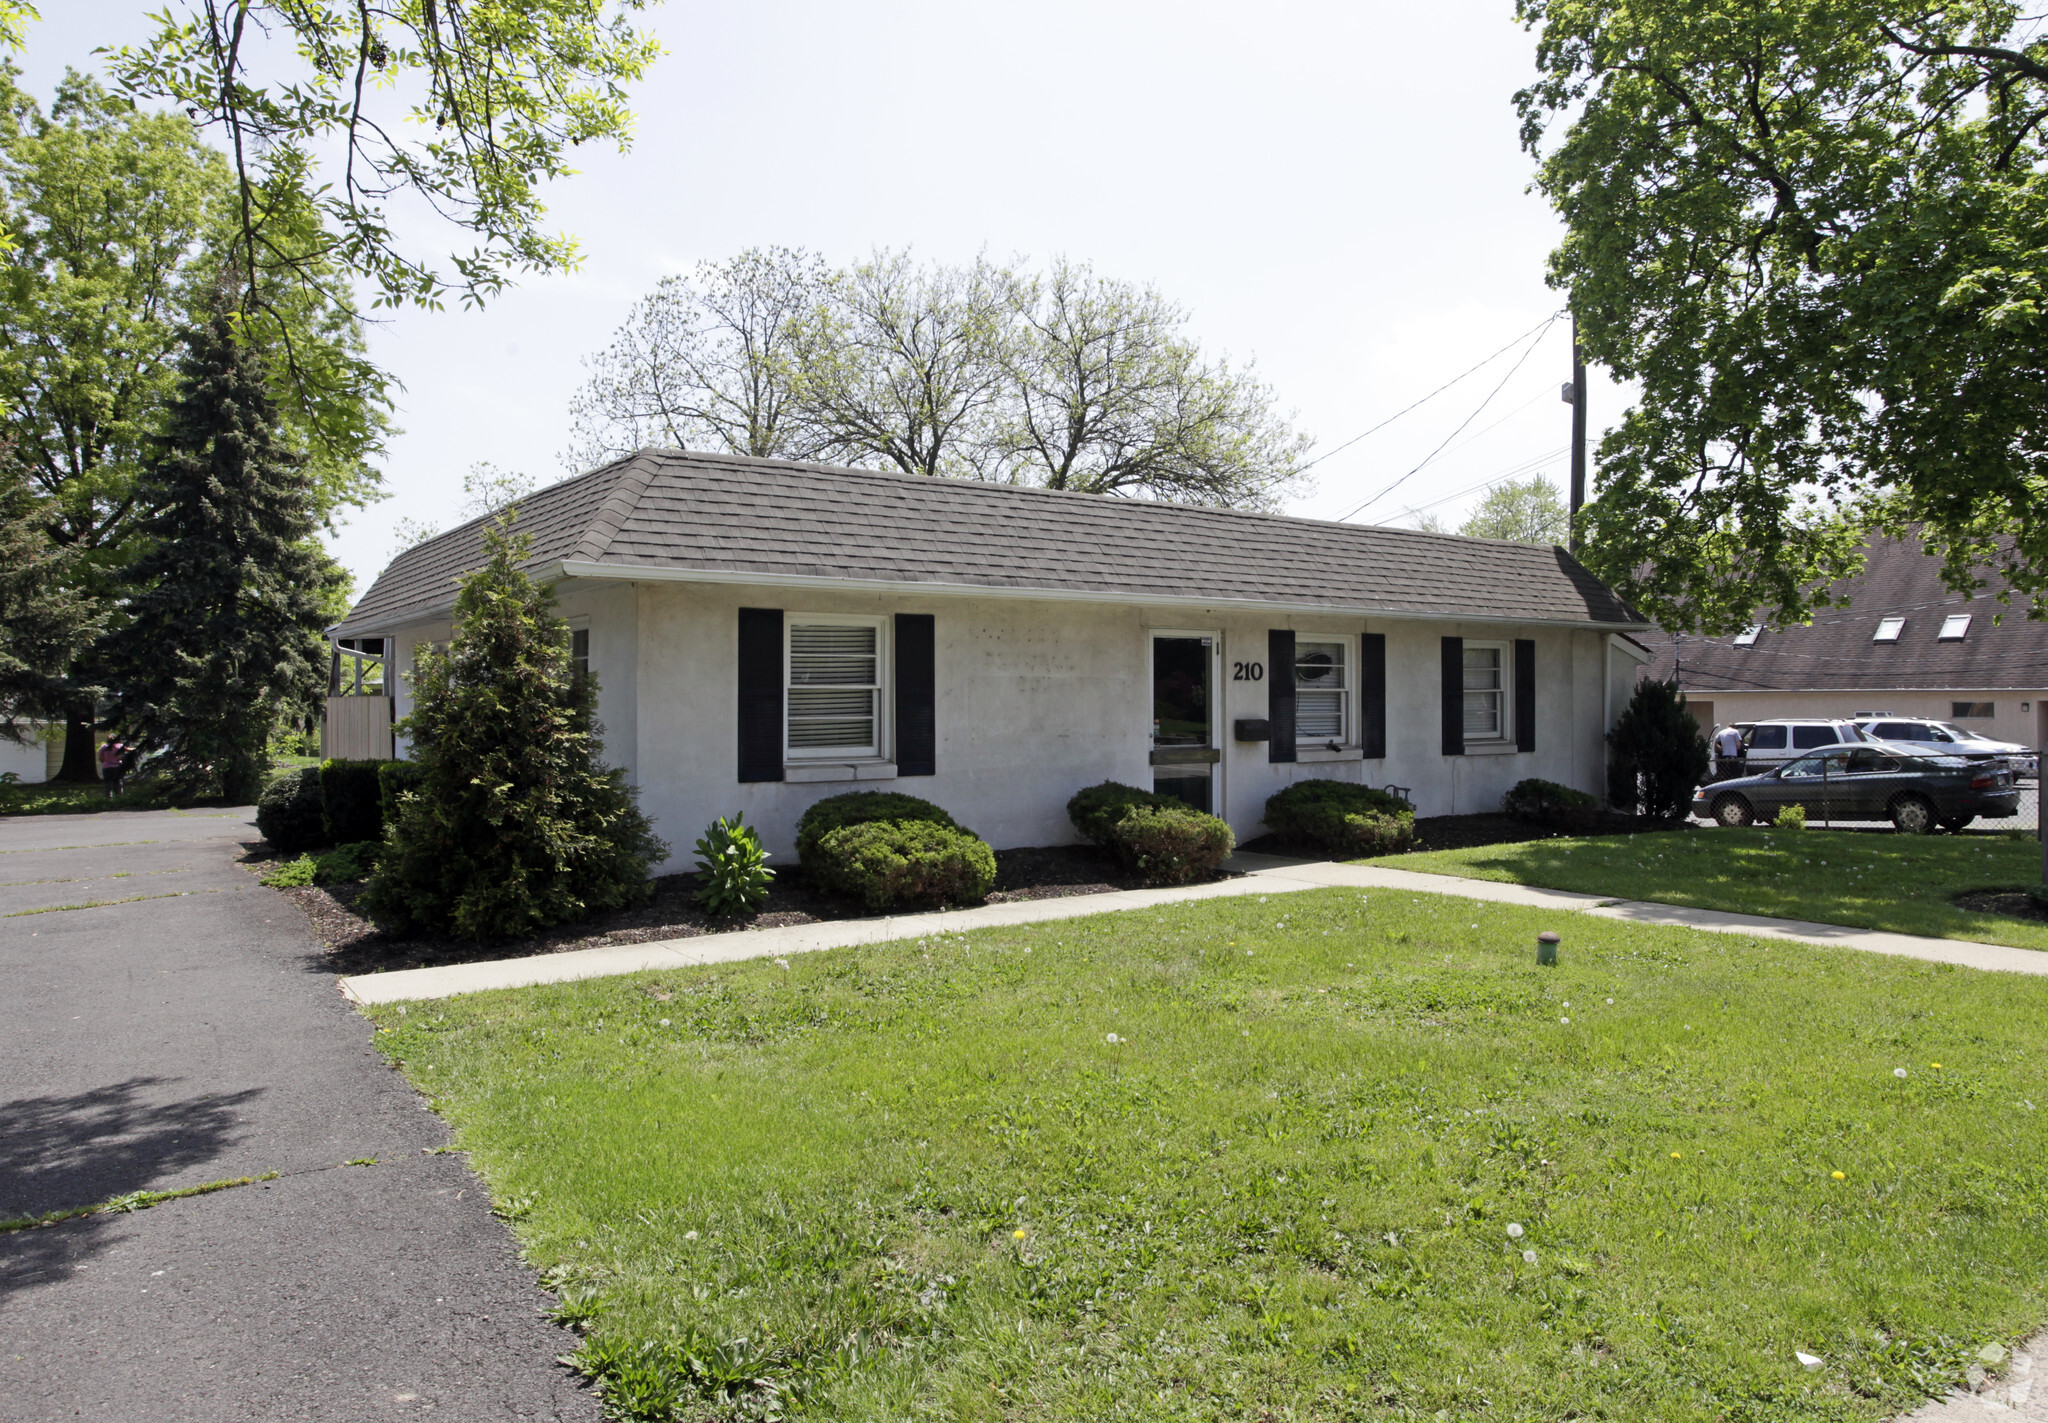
(1537, 931), (1560, 966)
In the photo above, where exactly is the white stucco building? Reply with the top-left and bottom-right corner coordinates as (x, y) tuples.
(329, 450), (1650, 867)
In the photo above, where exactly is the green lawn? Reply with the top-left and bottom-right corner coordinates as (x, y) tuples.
(1373, 827), (2048, 952)
(372, 888), (2048, 1422)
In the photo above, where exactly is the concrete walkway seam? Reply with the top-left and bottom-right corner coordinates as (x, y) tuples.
(336, 856), (2048, 1006)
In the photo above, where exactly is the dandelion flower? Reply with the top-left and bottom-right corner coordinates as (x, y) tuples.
(1106, 1033), (1120, 1044)
(1506, 1223), (1524, 1239)
(1832, 1171), (1846, 1180)
(1931, 1062), (1943, 1069)
(1013, 1228), (1027, 1240)
(774, 958), (790, 969)
(1522, 1249), (1538, 1264)
(1671, 1151), (1683, 1160)
(658, 1018), (671, 1027)
(1894, 1068), (1909, 1079)
(1560, 1017), (1570, 1025)
(683, 1230), (699, 1240)
(1606, 997), (1614, 1004)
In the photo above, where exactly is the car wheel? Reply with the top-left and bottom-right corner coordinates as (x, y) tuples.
(1937, 814), (1975, 833)
(1712, 795), (1754, 827)
(1890, 794), (1936, 835)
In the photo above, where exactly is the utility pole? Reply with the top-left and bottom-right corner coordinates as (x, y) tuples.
(1564, 310), (1587, 553)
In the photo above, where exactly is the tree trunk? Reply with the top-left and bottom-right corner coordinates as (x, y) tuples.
(54, 702), (99, 782)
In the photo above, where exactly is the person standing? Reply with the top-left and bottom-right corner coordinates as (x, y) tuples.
(1712, 723), (1744, 781)
(98, 738), (125, 798)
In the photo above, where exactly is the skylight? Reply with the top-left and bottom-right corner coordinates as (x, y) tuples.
(1938, 613), (1972, 641)
(1874, 616), (1905, 643)
(1733, 625), (1762, 646)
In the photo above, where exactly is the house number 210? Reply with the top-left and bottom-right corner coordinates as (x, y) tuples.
(1232, 661), (1264, 682)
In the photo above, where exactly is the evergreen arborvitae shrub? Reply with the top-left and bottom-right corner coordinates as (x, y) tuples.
(256, 767), (327, 853)
(319, 759), (386, 843)
(1263, 779), (1416, 855)
(103, 315), (344, 804)
(360, 519), (667, 941)
(1606, 678), (1711, 820)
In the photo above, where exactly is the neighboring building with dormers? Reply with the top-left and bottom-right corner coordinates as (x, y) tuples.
(1639, 532), (2048, 751)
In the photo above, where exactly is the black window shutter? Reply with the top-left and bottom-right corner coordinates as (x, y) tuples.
(895, 613), (936, 776)
(1514, 638), (1536, 753)
(736, 607), (784, 783)
(1441, 635), (1465, 756)
(1361, 632), (1387, 759)
(1268, 629), (1296, 763)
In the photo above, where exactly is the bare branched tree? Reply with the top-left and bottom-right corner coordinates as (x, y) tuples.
(566, 246), (827, 465)
(569, 248), (1312, 508)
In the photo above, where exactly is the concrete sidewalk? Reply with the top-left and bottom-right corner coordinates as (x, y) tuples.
(339, 852), (2048, 1006)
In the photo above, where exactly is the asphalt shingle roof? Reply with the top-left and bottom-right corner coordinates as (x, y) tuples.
(335, 449), (1644, 635)
(1641, 534), (2048, 692)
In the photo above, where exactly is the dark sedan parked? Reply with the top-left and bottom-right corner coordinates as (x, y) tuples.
(1693, 743), (2021, 833)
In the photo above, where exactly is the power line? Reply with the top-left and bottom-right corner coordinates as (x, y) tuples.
(1292, 312), (1565, 479)
(1337, 318), (1562, 522)
(1388, 446), (1570, 524)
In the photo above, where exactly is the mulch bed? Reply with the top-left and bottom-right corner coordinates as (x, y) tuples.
(1952, 888), (2048, 923)
(253, 844), (1201, 975)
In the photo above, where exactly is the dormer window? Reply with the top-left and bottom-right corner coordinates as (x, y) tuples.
(1733, 625), (1762, 646)
(1873, 616), (1905, 643)
(1938, 613), (1972, 641)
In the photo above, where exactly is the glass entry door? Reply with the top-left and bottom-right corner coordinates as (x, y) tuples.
(1151, 632), (1219, 813)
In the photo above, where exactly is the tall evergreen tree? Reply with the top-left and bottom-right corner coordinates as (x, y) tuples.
(363, 518), (666, 941)
(105, 314), (342, 803)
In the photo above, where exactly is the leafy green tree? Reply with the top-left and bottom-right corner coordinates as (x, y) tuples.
(363, 518), (666, 940)
(0, 465), (100, 744)
(104, 314), (345, 804)
(0, 66), (385, 777)
(1458, 476), (1569, 545)
(104, 0), (661, 315)
(1518, 0), (2048, 631)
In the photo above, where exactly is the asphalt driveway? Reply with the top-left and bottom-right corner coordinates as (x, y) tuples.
(0, 807), (598, 1421)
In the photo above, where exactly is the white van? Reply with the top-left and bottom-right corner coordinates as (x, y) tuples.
(1737, 718), (1871, 769)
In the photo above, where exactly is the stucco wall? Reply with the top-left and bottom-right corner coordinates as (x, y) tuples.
(1677, 688), (2045, 750)
(362, 580), (1626, 869)
(621, 581), (1621, 867)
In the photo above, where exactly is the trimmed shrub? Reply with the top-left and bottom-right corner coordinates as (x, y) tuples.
(692, 813), (774, 916)
(1105, 803), (1235, 885)
(256, 767), (327, 853)
(319, 758), (386, 844)
(808, 818), (996, 909)
(1066, 780), (1235, 884)
(1066, 780), (1180, 845)
(1773, 802), (1808, 831)
(377, 759), (424, 825)
(1502, 777), (1599, 833)
(1607, 677), (1711, 818)
(795, 791), (961, 865)
(1264, 778), (1417, 856)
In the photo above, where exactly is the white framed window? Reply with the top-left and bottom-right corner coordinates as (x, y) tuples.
(1295, 636), (1351, 745)
(786, 615), (886, 759)
(1463, 642), (1510, 742)
(1939, 613), (1972, 641)
(1873, 616), (1904, 643)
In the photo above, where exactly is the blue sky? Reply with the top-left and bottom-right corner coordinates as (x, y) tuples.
(24, 2), (1611, 593)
